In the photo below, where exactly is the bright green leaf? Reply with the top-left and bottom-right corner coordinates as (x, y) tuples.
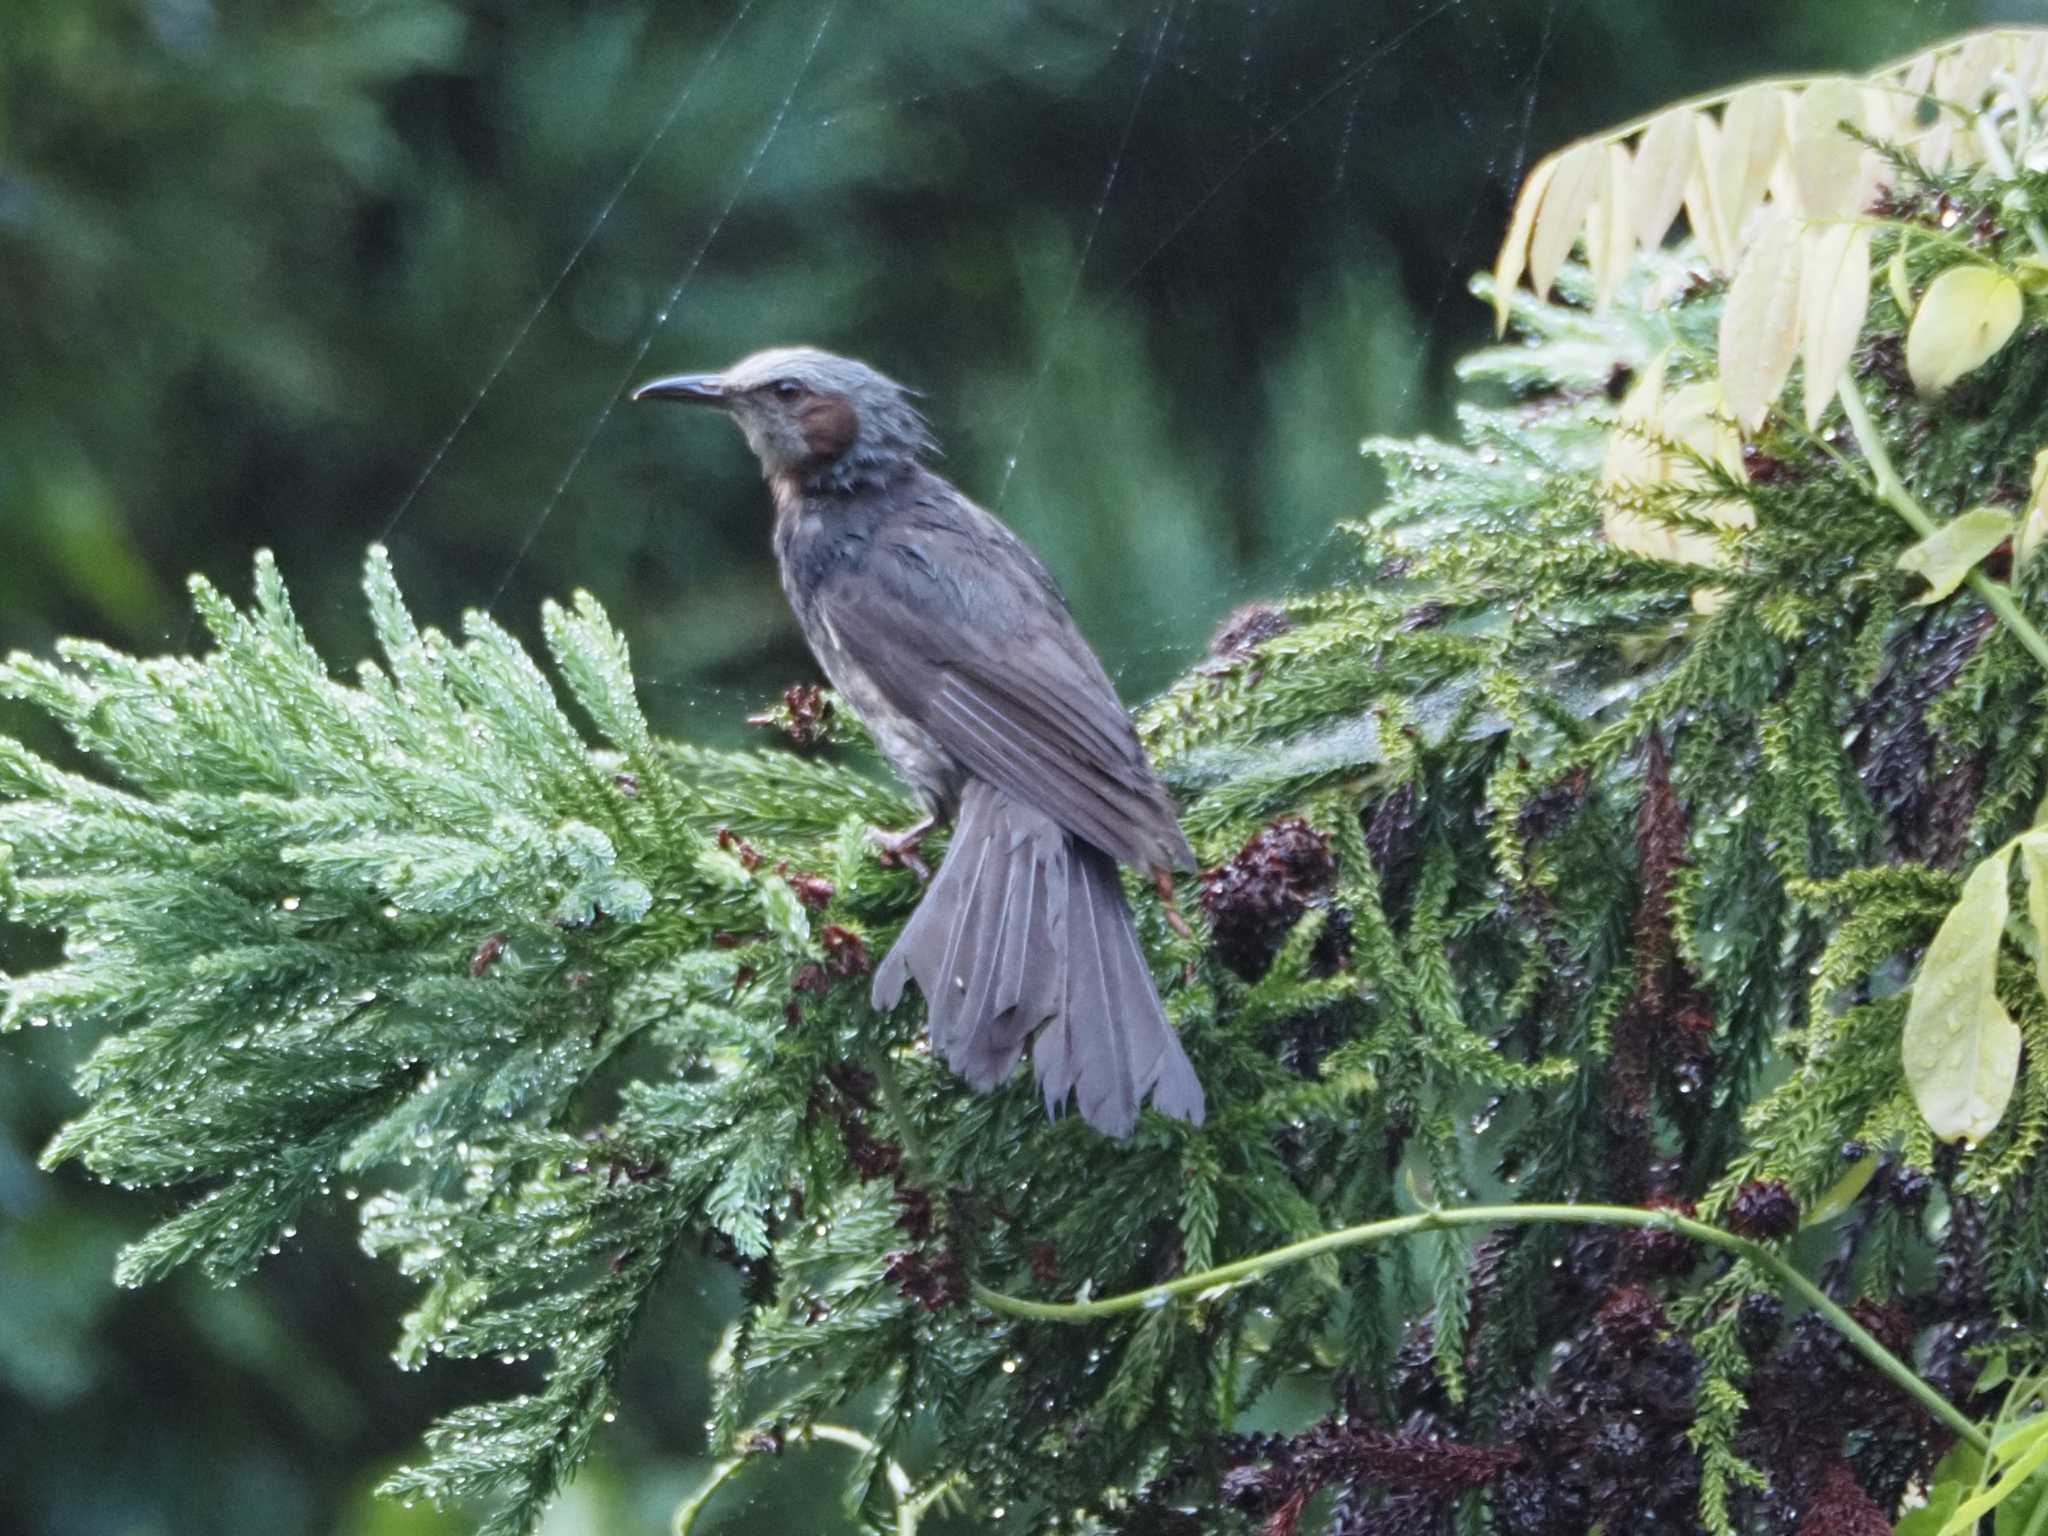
(1938, 1413), (2048, 1536)
(1898, 1486), (1966, 1536)
(1804, 1150), (1879, 1225)
(1898, 1445), (1984, 1536)
(1896, 507), (2016, 605)
(1903, 847), (2022, 1144)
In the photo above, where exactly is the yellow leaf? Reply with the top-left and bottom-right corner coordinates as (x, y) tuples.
(1603, 350), (1668, 475)
(2017, 448), (2048, 570)
(1906, 265), (2025, 394)
(1903, 848), (2021, 1145)
(1684, 116), (1733, 274)
(1786, 77), (1865, 221)
(1604, 371), (1753, 572)
(1492, 152), (1560, 334)
(1896, 507), (2016, 604)
(1585, 144), (1636, 312)
(1662, 381), (1749, 485)
(2022, 32), (2048, 96)
(1936, 33), (2005, 123)
(1630, 107), (1696, 251)
(1711, 86), (1788, 243)
(1602, 353), (1675, 560)
(1800, 223), (1872, 428)
(1917, 118), (1959, 176)
(1528, 141), (1605, 304)
(1887, 236), (1914, 318)
(1857, 83), (1896, 145)
(1719, 209), (1804, 431)
(2023, 832), (2048, 1006)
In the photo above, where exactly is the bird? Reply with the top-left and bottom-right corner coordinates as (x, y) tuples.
(633, 347), (1205, 1137)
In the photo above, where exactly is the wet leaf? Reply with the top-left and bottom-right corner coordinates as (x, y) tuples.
(1584, 144), (1637, 312)
(2016, 448), (2048, 570)
(1492, 151), (1560, 333)
(1786, 77), (1865, 220)
(1895, 507), (2014, 605)
(1799, 223), (1871, 426)
(2022, 832), (2048, 1005)
(1630, 107), (1695, 251)
(1902, 847), (2021, 1145)
(1711, 86), (1788, 245)
(1888, 236), (1915, 317)
(1683, 115), (1733, 272)
(1527, 141), (1605, 304)
(1906, 264), (2024, 395)
(1933, 1410), (2048, 1535)
(1720, 209), (1804, 431)
(1803, 1150), (1878, 1225)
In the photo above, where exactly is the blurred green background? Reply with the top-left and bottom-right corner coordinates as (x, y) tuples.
(0, 1), (2026, 1531)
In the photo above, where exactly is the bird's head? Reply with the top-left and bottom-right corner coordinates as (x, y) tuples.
(632, 346), (934, 494)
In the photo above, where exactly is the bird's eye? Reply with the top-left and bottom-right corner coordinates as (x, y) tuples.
(772, 379), (804, 401)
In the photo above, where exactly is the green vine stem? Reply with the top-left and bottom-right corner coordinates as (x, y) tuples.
(1835, 375), (2048, 681)
(675, 1422), (962, 1536)
(971, 1200), (1989, 1454)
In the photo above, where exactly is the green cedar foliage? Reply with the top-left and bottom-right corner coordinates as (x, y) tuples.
(9, 181), (2048, 1534)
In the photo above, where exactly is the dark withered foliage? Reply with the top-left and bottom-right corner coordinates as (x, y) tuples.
(8, 155), (2048, 1534)
(1199, 816), (1351, 982)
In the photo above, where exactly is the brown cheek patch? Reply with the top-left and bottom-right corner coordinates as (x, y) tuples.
(800, 395), (861, 464)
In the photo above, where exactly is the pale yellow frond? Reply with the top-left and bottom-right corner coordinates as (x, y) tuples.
(1601, 350), (1669, 496)
(1586, 145), (1637, 312)
(1527, 141), (1605, 304)
(1683, 115), (1733, 274)
(1710, 86), (1788, 247)
(1719, 210), (1804, 432)
(1490, 151), (1559, 335)
(1630, 107), (1696, 252)
(1485, 26), (2048, 317)
(1886, 237), (1915, 316)
(2018, 448), (2048, 570)
(1601, 360), (1751, 592)
(1799, 224), (1872, 429)
(1937, 31), (2009, 114)
(2019, 32), (2048, 92)
(1786, 78), (1865, 221)
(1662, 381), (1749, 490)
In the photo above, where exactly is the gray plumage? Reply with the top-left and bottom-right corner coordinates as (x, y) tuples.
(633, 346), (1204, 1137)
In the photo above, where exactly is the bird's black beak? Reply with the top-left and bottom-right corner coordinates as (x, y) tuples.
(630, 373), (728, 406)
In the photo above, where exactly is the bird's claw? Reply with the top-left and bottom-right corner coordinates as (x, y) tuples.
(868, 821), (935, 885)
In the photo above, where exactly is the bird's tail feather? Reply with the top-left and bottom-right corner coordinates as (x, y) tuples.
(872, 780), (1204, 1138)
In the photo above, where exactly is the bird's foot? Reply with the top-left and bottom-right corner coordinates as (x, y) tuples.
(1155, 869), (1194, 940)
(868, 817), (938, 885)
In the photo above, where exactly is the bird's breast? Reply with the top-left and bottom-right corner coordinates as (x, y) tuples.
(776, 500), (963, 818)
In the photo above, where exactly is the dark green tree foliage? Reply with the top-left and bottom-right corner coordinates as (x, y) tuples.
(9, 166), (2048, 1535)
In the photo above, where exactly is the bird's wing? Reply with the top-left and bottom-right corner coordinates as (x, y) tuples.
(812, 495), (1194, 872)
